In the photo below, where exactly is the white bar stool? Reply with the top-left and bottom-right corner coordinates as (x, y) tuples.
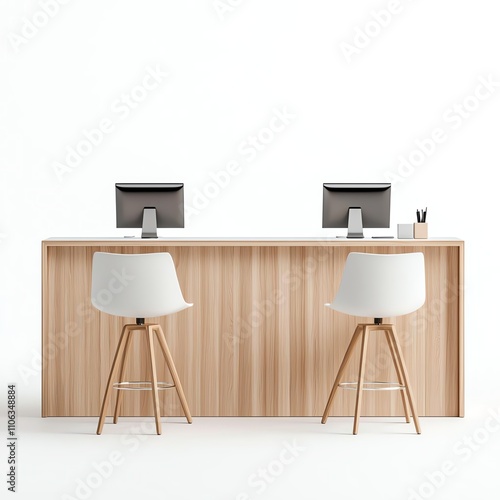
(321, 252), (426, 434)
(91, 252), (193, 435)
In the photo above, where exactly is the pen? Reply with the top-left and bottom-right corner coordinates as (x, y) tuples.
(423, 207), (427, 223)
(416, 210), (420, 223)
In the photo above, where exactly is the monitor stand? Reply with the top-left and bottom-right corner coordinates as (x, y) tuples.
(346, 207), (364, 238)
(141, 207), (158, 238)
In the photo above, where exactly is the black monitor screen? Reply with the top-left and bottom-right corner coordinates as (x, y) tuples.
(115, 183), (184, 229)
(323, 183), (391, 229)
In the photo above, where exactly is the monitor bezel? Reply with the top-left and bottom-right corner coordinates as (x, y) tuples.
(322, 182), (391, 230)
(115, 183), (185, 229)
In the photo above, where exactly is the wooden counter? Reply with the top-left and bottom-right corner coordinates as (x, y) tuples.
(42, 238), (464, 417)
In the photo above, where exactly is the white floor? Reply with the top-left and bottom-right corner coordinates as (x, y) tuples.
(9, 407), (500, 500)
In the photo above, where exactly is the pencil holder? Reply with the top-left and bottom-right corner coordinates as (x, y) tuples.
(414, 223), (428, 239)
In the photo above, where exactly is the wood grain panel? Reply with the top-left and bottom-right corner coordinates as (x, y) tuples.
(42, 239), (464, 417)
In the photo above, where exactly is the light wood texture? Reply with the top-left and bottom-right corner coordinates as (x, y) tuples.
(113, 329), (133, 424)
(389, 326), (421, 434)
(322, 324), (421, 434)
(320, 325), (362, 423)
(97, 323), (192, 434)
(353, 326), (370, 435)
(42, 239), (464, 417)
(96, 325), (128, 435)
(384, 330), (410, 423)
(154, 325), (193, 424)
(145, 326), (161, 435)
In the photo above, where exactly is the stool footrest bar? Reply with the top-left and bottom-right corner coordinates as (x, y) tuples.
(339, 381), (405, 391)
(113, 381), (175, 391)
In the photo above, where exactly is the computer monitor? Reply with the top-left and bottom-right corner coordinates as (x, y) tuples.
(115, 183), (184, 238)
(322, 183), (391, 238)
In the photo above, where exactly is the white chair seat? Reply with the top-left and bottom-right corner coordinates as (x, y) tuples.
(91, 252), (192, 319)
(325, 252), (425, 319)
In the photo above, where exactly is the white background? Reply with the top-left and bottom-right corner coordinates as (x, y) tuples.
(1, 1), (500, 499)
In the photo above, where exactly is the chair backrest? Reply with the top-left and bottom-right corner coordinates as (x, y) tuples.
(327, 252), (425, 319)
(91, 252), (192, 319)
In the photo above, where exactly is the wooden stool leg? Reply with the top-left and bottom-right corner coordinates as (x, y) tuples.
(146, 326), (162, 435)
(113, 328), (134, 424)
(384, 330), (411, 423)
(388, 327), (421, 434)
(322, 325), (363, 424)
(96, 325), (129, 435)
(353, 326), (370, 435)
(155, 326), (193, 424)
